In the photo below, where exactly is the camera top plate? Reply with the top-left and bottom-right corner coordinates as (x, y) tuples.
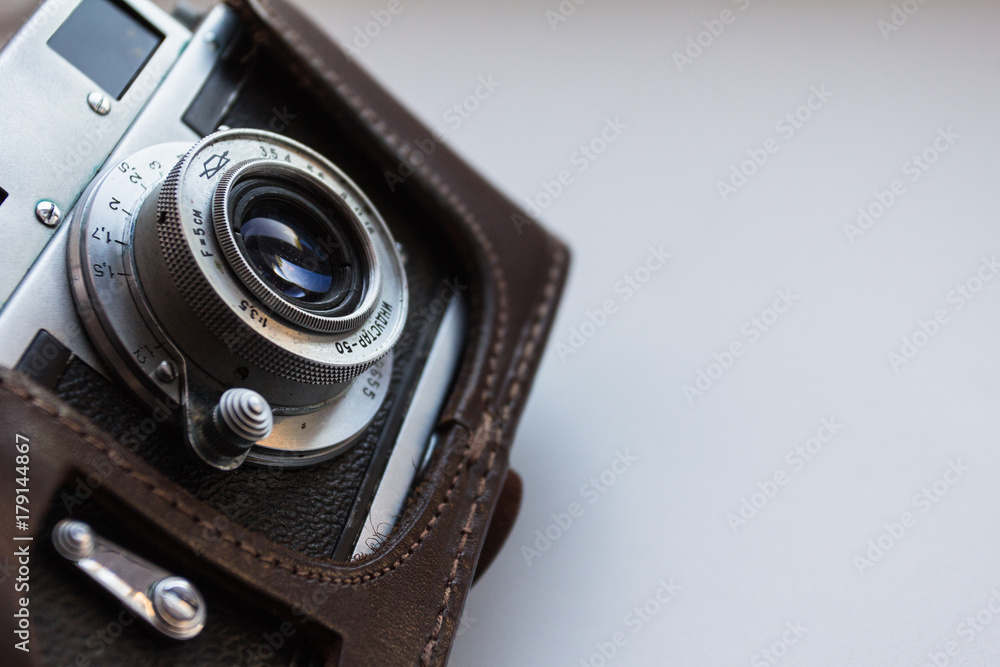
(0, 0), (189, 305)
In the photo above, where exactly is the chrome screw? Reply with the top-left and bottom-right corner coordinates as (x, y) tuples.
(154, 360), (178, 383)
(152, 577), (205, 635)
(35, 200), (61, 228)
(87, 91), (111, 115)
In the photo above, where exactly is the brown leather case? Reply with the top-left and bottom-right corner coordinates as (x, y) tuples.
(0, 0), (568, 664)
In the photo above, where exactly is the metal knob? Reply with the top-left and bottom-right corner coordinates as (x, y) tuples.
(52, 519), (95, 560)
(195, 388), (273, 469)
(217, 387), (273, 442)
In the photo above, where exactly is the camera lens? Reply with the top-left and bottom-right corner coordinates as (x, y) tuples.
(210, 160), (384, 334)
(146, 130), (406, 394)
(229, 175), (367, 316)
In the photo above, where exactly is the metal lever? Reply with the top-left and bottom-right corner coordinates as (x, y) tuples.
(52, 519), (206, 640)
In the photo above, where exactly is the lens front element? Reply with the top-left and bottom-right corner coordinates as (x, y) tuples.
(217, 162), (380, 332)
(237, 187), (339, 302)
(240, 213), (335, 302)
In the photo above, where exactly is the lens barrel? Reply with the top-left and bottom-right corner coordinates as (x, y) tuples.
(134, 129), (406, 403)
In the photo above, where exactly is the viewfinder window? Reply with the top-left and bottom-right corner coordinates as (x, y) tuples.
(47, 0), (163, 100)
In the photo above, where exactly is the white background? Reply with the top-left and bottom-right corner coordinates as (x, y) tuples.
(296, 2), (1000, 665)
(10, 0), (1000, 665)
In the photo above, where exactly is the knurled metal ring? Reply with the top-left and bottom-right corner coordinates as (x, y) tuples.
(154, 129), (407, 386)
(212, 159), (382, 334)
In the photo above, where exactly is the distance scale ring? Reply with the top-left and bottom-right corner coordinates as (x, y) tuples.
(211, 159), (382, 334)
(69, 143), (192, 407)
(156, 129), (407, 386)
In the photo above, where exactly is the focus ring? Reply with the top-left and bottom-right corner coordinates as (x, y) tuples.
(156, 152), (381, 385)
(211, 159), (382, 334)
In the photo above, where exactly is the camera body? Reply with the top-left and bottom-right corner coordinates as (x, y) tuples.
(0, 0), (464, 559)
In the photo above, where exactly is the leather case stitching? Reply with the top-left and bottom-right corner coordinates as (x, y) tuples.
(420, 250), (565, 662)
(0, 247), (563, 586)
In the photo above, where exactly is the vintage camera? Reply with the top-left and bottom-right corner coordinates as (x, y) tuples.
(0, 0), (466, 560)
